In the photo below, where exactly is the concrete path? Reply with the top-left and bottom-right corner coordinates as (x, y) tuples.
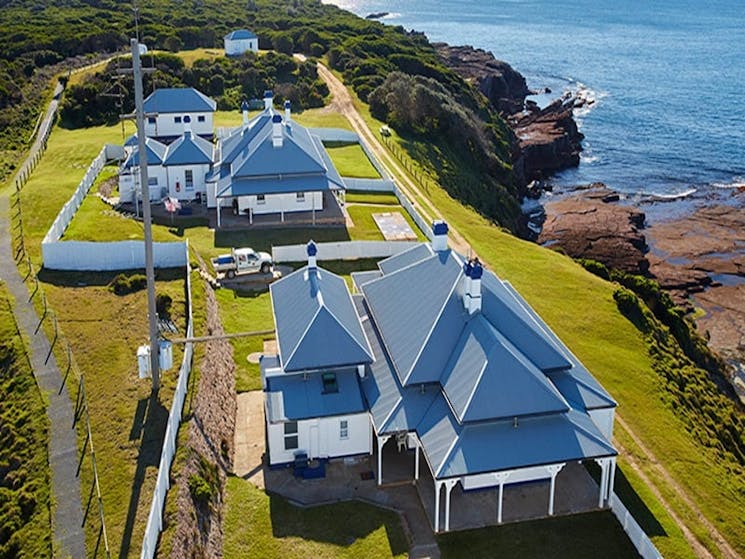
(233, 391), (266, 489)
(0, 72), (86, 557)
(0, 196), (86, 558)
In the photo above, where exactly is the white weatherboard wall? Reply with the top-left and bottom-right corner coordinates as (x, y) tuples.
(141, 247), (193, 559)
(224, 37), (258, 55)
(272, 240), (422, 263)
(237, 191), (322, 215)
(145, 113), (213, 139)
(462, 464), (558, 491)
(267, 412), (371, 465)
(165, 163), (210, 200)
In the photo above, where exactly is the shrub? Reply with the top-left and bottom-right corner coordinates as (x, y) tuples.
(156, 293), (172, 318)
(578, 258), (610, 280)
(109, 273), (147, 295)
(188, 474), (214, 508)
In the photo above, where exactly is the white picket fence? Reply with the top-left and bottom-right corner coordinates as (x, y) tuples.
(610, 492), (663, 559)
(141, 245), (194, 559)
(41, 143), (190, 271)
(273, 240), (423, 263)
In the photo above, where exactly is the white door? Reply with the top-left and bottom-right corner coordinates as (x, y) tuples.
(309, 424), (319, 459)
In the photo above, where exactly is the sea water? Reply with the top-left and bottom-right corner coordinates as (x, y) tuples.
(326, 0), (745, 200)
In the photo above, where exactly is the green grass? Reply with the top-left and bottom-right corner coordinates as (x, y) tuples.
(345, 191), (399, 205)
(0, 283), (51, 558)
(438, 511), (639, 559)
(341, 78), (745, 557)
(34, 269), (187, 557)
(214, 288), (274, 393)
(325, 144), (379, 178)
(346, 205), (427, 241)
(213, 107), (353, 131)
(223, 476), (407, 559)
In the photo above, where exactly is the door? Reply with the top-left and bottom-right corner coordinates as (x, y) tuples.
(309, 424), (320, 459)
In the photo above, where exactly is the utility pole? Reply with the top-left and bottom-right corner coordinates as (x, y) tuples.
(130, 37), (160, 391)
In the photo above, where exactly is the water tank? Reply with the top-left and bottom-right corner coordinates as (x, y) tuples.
(137, 345), (151, 379)
(159, 340), (173, 371)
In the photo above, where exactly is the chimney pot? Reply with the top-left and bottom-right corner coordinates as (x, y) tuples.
(431, 219), (449, 252)
(307, 240), (317, 270)
(263, 90), (273, 111)
(241, 100), (249, 126)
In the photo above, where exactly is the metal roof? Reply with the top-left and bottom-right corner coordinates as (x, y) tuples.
(216, 174), (341, 198)
(163, 131), (213, 166)
(265, 368), (366, 422)
(361, 250), (464, 386)
(143, 88), (216, 114)
(378, 243), (433, 275)
(350, 270), (382, 291)
(270, 266), (373, 372)
(122, 137), (167, 168)
(225, 29), (257, 40)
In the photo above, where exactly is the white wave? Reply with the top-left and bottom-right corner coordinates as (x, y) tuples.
(711, 177), (745, 189)
(641, 187), (698, 200)
(580, 153), (600, 164)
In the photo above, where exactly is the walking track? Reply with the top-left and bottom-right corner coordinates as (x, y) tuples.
(1, 81), (86, 557)
(316, 63), (739, 559)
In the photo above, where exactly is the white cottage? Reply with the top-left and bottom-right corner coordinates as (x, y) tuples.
(143, 88), (216, 142)
(263, 224), (619, 533)
(207, 92), (346, 226)
(224, 29), (259, 56)
(118, 137), (168, 202)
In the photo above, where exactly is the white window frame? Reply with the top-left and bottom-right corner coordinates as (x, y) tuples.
(256, 194), (266, 205)
(284, 421), (298, 450)
(296, 192), (305, 202)
(174, 116), (182, 123)
(197, 115), (206, 123)
(339, 419), (348, 440)
(184, 169), (194, 190)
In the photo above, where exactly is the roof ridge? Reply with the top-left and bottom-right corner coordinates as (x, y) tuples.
(283, 303), (322, 371)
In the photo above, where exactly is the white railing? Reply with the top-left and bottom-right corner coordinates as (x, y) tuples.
(342, 178), (395, 192)
(272, 240), (422, 263)
(610, 492), (663, 559)
(141, 243), (194, 559)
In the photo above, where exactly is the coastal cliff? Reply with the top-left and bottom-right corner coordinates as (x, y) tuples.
(434, 43), (584, 181)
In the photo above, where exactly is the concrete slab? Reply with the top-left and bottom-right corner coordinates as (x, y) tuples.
(233, 391), (266, 488)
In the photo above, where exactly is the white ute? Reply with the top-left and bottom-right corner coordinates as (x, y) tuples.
(211, 248), (273, 279)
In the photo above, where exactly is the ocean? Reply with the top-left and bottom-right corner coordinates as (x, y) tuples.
(326, 0), (745, 202)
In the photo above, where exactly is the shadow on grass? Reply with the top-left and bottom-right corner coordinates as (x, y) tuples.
(37, 267), (186, 288)
(585, 462), (666, 538)
(267, 493), (408, 555)
(118, 392), (168, 559)
(214, 227), (350, 252)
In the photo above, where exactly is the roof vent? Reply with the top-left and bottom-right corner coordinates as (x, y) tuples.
(272, 114), (283, 148)
(241, 100), (249, 126)
(431, 219), (448, 252)
(464, 258), (483, 314)
(284, 99), (291, 123)
(307, 240), (317, 270)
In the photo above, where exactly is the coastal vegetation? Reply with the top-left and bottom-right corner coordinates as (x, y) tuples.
(0, 284), (51, 558)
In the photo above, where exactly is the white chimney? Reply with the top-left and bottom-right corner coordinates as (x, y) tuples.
(284, 99), (291, 123)
(272, 114), (283, 148)
(464, 258), (483, 314)
(263, 90), (273, 111)
(431, 220), (449, 252)
(241, 100), (249, 126)
(307, 240), (317, 270)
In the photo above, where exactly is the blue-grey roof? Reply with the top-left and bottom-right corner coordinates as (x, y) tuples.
(361, 250), (464, 386)
(351, 271), (383, 292)
(215, 109), (345, 198)
(265, 368), (366, 422)
(378, 243), (433, 275)
(270, 266), (373, 372)
(122, 137), (167, 168)
(440, 315), (569, 423)
(163, 131), (213, 166)
(124, 134), (138, 147)
(143, 88), (216, 114)
(225, 29), (257, 40)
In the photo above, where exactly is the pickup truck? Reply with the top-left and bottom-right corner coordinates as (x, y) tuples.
(211, 248), (273, 279)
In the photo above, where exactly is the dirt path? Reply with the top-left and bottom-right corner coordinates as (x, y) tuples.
(317, 64), (741, 559)
(316, 63), (474, 257)
(615, 415), (739, 559)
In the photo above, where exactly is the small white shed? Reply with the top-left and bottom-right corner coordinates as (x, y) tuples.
(224, 30), (259, 56)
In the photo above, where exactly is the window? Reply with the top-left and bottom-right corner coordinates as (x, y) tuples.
(184, 170), (194, 190)
(339, 420), (348, 440)
(322, 372), (338, 394)
(147, 117), (156, 124)
(284, 422), (298, 450)
(174, 116), (182, 123)
(296, 192), (305, 202)
(147, 177), (158, 186)
(256, 194), (266, 205)
(183, 115), (191, 123)
(197, 115), (205, 123)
